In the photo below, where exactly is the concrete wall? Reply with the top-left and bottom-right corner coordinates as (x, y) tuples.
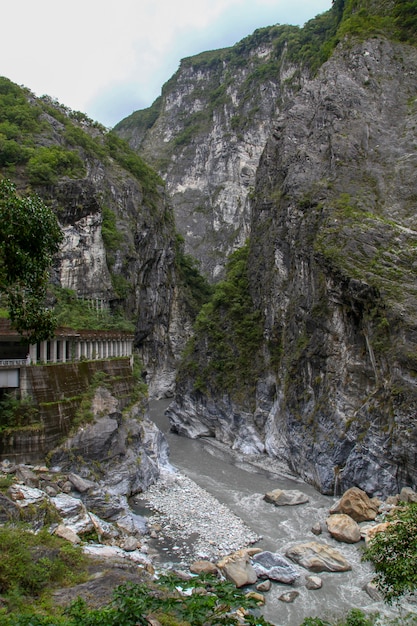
(0, 358), (137, 464)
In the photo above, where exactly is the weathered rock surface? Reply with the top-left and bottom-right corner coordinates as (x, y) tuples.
(251, 551), (300, 583)
(165, 35), (417, 497)
(264, 489), (309, 506)
(326, 513), (362, 544)
(285, 541), (352, 573)
(50, 388), (171, 497)
(305, 575), (323, 590)
(217, 549), (258, 588)
(330, 488), (379, 522)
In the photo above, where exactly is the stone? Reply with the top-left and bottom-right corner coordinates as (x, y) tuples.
(329, 488), (379, 522)
(68, 473), (97, 493)
(285, 542), (352, 573)
(279, 590), (299, 603)
(217, 550), (258, 588)
(0, 493), (19, 523)
(121, 536), (139, 552)
(399, 487), (417, 503)
(245, 591), (265, 604)
(311, 522), (322, 536)
(189, 560), (219, 576)
(263, 489), (309, 506)
(256, 579), (271, 592)
(363, 581), (383, 602)
(326, 513), (362, 543)
(8, 484), (46, 506)
(305, 575), (322, 590)
(51, 493), (94, 535)
(363, 522), (391, 546)
(251, 551), (300, 583)
(54, 524), (81, 544)
(15, 465), (39, 487)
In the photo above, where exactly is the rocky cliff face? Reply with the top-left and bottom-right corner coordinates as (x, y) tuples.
(167, 36), (417, 497)
(0, 86), (191, 397)
(115, 27), (306, 280)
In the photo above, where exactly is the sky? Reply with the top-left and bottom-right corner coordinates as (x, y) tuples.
(2, 0), (332, 128)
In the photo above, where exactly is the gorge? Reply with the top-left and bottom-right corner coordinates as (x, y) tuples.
(1, 0), (417, 622)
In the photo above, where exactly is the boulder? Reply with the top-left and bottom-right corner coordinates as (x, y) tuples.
(190, 560), (219, 576)
(399, 487), (417, 503)
(54, 524), (81, 544)
(329, 487), (379, 522)
(217, 550), (258, 588)
(285, 541), (352, 572)
(363, 521), (391, 546)
(68, 473), (97, 493)
(51, 493), (94, 535)
(305, 575), (322, 590)
(279, 590), (299, 603)
(326, 514), (361, 543)
(245, 591), (265, 604)
(256, 579), (271, 592)
(251, 551), (299, 584)
(311, 522), (322, 536)
(15, 465), (39, 487)
(363, 581), (383, 601)
(264, 489), (309, 506)
(0, 492), (19, 523)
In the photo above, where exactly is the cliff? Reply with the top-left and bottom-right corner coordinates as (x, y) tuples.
(0, 82), (196, 396)
(166, 27), (417, 496)
(115, 26), (314, 280)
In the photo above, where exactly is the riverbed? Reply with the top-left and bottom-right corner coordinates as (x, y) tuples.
(138, 399), (400, 626)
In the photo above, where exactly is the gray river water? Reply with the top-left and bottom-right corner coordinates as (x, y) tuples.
(146, 400), (401, 625)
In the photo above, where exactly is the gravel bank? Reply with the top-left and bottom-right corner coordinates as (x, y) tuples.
(139, 469), (261, 565)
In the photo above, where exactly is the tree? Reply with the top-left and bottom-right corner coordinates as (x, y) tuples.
(0, 178), (63, 343)
(363, 501), (417, 604)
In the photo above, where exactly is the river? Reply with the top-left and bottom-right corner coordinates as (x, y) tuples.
(144, 399), (399, 626)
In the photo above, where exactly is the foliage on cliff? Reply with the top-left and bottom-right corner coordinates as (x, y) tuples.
(179, 242), (263, 407)
(0, 77), (162, 198)
(0, 179), (63, 342)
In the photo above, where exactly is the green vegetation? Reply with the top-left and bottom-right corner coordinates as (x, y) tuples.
(53, 287), (134, 332)
(27, 145), (85, 185)
(0, 571), (273, 625)
(0, 525), (87, 616)
(104, 132), (163, 196)
(0, 76), (163, 206)
(0, 394), (40, 433)
(0, 179), (63, 342)
(363, 501), (417, 604)
(180, 242), (263, 406)
(174, 234), (213, 317)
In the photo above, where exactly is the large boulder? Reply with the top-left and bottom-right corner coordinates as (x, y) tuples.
(329, 487), (379, 522)
(217, 549), (258, 588)
(326, 513), (362, 543)
(285, 541), (352, 572)
(263, 489), (309, 506)
(251, 551), (300, 584)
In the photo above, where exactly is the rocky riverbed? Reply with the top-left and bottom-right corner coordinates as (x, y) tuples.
(135, 469), (261, 565)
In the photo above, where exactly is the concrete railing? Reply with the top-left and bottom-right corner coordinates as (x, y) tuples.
(0, 359), (28, 368)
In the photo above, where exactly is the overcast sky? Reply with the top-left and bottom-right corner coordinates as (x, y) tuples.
(2, 0), (332, 128)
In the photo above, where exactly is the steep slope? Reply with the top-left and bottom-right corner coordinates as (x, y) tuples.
(0, 80), (191, 395)
(115, 9), (342, 280)
(167, 29), (417, 496)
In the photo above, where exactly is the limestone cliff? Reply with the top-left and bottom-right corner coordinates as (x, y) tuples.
(115, 27), (308, 280)
(0, 84), (192, 396)
(167, 33), (417, 497)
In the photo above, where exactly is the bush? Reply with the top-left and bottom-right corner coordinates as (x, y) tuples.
(27, 146), (84, 185)
(363, 501), (417, 604)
